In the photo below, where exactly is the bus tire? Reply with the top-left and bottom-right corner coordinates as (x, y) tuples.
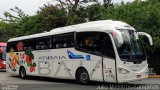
(19, 67), (27, 79)
(76, 68), (90, 85)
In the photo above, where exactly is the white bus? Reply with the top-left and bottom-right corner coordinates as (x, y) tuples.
(6, 20), (153, 84)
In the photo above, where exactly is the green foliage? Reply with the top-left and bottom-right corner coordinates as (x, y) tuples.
(0, 6), (28, 23)
(37, 4), (68, 31)
(67, 7), (87, 25)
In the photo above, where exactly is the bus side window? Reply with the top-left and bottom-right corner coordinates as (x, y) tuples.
(48, 39), (52, 49)
(101, 33), (115, 59)
(8, 42), (18, 52)
(35, 37), (52, 50)
(54, 32), (74, 49)
(36, 43), (41, 50)
(6, 42), (11, 52)
(52, 38), (56, 48)
(76, 32), (101, 55)
(23, 40), (34, 51)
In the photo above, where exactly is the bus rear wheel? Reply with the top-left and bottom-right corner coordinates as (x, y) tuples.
(76, 69), (90, 84)
(19, 67), (26, 79)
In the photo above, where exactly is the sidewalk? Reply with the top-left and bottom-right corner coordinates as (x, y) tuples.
(148, 75), (160, 78)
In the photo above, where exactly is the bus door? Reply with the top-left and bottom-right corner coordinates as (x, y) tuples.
(101, 33), (117, 83)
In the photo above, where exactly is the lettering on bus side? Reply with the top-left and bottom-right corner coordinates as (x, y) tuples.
(38, 61), (51, 75)
(38, 56), (66, 60)
(37, 56), (66, 75)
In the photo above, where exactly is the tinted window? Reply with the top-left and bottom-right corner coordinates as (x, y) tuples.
(101, 33), (115, 58)
(76, 32), (101, 55)
(23, 40), (34, 51)
(76, 32), (115, 58)
(53, 32), (74, 49)
(0, 46), (6, 60)
(7, 32), (75, 51)
(35, 37), (52, 50)
(1, 47), (6, 60)
(7, 42), (17, 52)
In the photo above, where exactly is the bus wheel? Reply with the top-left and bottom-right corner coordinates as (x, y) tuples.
(19, 67), (26, 79)
(76, 69), (90, 84)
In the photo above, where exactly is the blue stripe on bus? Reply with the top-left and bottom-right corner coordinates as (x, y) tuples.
(67, 50), (84, 59)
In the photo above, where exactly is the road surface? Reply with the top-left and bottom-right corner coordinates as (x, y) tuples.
(0, 72), (160, 90)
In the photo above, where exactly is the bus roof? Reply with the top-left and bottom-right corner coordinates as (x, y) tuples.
(8, 20), (135, 42)
(0, 43), (7, 46)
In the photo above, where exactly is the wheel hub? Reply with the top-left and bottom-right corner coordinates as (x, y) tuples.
(81, 72), (87, 80)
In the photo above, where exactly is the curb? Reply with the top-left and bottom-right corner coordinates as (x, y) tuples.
(148, 75), (160, 78)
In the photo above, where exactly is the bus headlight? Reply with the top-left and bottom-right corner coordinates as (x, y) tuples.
(118, 67), (130, 74)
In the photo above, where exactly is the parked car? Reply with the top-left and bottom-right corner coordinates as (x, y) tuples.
(0, 43), (7, 71)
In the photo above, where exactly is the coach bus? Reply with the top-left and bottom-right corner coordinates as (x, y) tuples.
(0, 43), (7, 71)
(6, 20), (153, 84)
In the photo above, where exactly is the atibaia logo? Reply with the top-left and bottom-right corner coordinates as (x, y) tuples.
(67, 50), (84, 59)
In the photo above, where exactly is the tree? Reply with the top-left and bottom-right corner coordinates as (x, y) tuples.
(37, 4), (68, 31)
(0, 6), (28, 23)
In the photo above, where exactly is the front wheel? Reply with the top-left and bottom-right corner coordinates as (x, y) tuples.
(76, 69), (90, 84)
(19, 67), (26, 79)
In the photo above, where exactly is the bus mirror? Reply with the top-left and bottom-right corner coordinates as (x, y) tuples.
(134, 32), (139, 39)
(137, 32), (153, 46)
(112, 30), (123, 46)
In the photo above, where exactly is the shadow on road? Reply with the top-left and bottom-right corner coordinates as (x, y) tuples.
(10, 75), (147, 88)
(0, 71), (6, 72)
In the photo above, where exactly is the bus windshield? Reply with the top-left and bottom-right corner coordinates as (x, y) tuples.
(114, 30), (146, 61)
(0, 46), (6, 61)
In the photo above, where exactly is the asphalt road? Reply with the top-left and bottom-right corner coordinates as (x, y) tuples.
(0, 71), (160, 90)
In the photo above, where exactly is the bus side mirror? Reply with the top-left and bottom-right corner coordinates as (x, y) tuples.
(137, 32), (153, 46)
(112, 30), (123, 46)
